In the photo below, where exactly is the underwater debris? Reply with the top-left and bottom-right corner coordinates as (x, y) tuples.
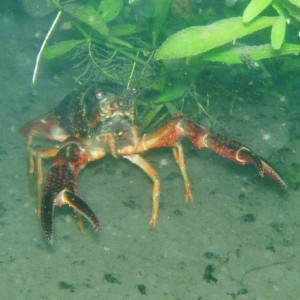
(104, 273), (121, 284)
(137, 283), (147, 295)
(227, 287), (248, 299)
(241, 213), (256, 222)
(203, 264), (218, 283)
(57, 281), (75, 292)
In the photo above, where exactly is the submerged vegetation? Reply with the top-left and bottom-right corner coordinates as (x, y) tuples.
(34, 0), (300, 128)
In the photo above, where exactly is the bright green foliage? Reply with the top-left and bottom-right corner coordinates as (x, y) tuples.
(276, 0), (300, 23)
(63, 4), (109, 37)
(44, 39), (85, 59)
(288, 0), (300, 7)
(152, 0), (171, 46)
(199, 43), (300, 64)
(271, 16), (286, 49)
(33, 0), (300, 126)
(155, 17), (277, 59)
(243, 0), (272, 23)
(98, 0), (123, 22)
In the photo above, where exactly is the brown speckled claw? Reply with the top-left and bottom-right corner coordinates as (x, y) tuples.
(41, 154), (99, 245)
(42, 189), (100, 245)
(237, 147), (287, 190)
(201, 132), (287, 189)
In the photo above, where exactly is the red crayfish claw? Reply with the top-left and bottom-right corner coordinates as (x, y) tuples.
(41, 143), (99, 245)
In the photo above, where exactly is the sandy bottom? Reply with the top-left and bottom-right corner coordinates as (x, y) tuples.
(1, 7), (300, 300)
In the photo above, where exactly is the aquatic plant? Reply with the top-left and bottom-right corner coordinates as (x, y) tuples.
(33, 0), (300, 128)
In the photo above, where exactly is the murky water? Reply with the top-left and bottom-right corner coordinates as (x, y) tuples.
(1, 2), (300, 300)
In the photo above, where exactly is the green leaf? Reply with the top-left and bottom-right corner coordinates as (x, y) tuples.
(243, 0), (272, 23)
(142, 104), (164, 129)
(271, 16), (286, 50)
(288, 0), (300, 7)
(154, 84), (188, 104)
(279, 0), (300, 22)
(152, 0), (171, 46)
(43, 39), (85, 59)
(199, 43), (300, 64)
(63, 4), (109, 37)
(99, 0), (123, 22)
(155, 16), (277, 60)
(109, 24), (145, 36)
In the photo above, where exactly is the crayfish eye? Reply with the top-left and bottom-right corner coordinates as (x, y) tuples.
(94, 88), (105, 100)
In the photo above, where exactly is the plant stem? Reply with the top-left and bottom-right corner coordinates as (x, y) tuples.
(32, 10), (62, 84)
